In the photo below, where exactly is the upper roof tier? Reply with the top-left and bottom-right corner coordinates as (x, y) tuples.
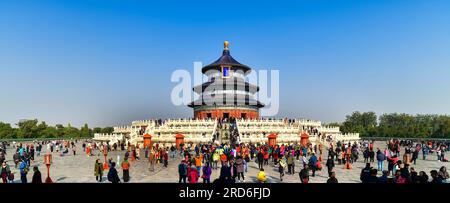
(202, 41), (251, 74)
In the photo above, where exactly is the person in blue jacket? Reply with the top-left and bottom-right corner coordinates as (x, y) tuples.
(309, 153), (318, 177)
(19, 159), (28, 183)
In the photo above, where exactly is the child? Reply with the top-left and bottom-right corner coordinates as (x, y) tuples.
(257, 168), (267, 183)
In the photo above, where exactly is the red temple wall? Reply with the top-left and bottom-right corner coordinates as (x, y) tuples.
(194, 109), (259, 119)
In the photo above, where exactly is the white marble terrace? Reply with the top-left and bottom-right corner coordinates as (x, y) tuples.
(94, 118), (359, 145)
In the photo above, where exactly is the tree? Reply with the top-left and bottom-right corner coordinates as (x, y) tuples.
(36, 121), (49, 138)
(41, 126), (58, 138)
(17, 119), (39, 138)
(80, 124), (93, 137)
(0, 119), (113, 139)
(341, 111), (377, 137)
(101, 127), (114, 134)
(93, 127), (102, 134)
(0, 122), (14, 139)
(64, 123), (80, 138)
(55, 124), (65, 137)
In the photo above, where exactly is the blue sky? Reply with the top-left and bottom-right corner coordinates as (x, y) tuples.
(1, 0), (449, 127)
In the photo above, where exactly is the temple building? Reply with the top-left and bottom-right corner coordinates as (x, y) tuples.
(93, 41), (360, 147)
(188, 41), (263, 119)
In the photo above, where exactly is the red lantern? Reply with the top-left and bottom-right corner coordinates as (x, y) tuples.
(44, 154), (53, 183)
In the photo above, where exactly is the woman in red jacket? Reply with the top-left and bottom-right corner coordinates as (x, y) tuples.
(188, 165), (199, 183)
(263, 151), (269, 166)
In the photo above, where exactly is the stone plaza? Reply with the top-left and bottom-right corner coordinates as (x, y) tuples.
(3, 141), (449, 183)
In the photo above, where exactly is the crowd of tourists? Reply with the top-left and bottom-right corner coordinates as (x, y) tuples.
(0, 139), (82, 183)
(0, 136), (449, 183)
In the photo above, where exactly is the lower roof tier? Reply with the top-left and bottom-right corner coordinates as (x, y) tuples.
(188, 94), (264, 108)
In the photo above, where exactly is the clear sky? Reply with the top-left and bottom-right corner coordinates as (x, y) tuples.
(1, 0), (449, 127)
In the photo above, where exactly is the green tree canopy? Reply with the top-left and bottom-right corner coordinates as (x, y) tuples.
(0, 119), (110, 139)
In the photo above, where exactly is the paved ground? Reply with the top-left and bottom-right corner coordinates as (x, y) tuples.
(3, 141), (449, 183)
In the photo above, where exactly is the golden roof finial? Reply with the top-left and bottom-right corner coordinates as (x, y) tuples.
(224, 41), (229, 50)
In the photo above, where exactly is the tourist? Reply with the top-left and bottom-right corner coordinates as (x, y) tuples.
(163, 150), (169, 167)
(72, 144), (76, 156)
(1, 162), (11, 183)
(422, 145), (429, 160)
(230, 160), (237, 183)
(36, 143), (41, 156)
(212, 151), (219, 170)
(326, 172), (338, 183)
(188, 164), (199, 183)
(19, 158), (28, 183)
(107, 162), (120, 183)
(135, 147), (140, 161)
(145, 147), (149, 159)
(376, 149), (385, 171)
(436, 149), (442, 162)
(178, 160), (188, 183)
(107, 157), (113, 169)
(326, 155), (334, 177)
(299, 165), (309, 183)
(360, 163), (372, 183)
(29, 145), (35, 162)
(235, 154), (245, 182)
(195, 154), (203, 177)
(394, 170), (406, 184)
(287, 154), (295, 175)
(367, 169), (379, 183)
(363, 149), (369, 163)
(244, 153), (250, 173)
(309, 153), (318, 177)
(257, 150), (264, 170)
(278, 158), (286, 182)
(121, 157), (130, 183)
(149, 148), (156, 172)
(220, 152), (227, 167)
(94, 159), (103, 182)
(338, 150), (345, 164)
(410, 167), (419, 183)
(440, 145), (446, 162)
(378, 170), (389, 183)
(369, 149), (375, 163)
(387, 155), (398, 176)
(31, 166), (42, 183)
(418, 171), (429, 183)
(257, 168), (266, 183)
(412, 149), (418, 165)
(86, 144), (91, 157)
(219, 161), (232, 183)
(263, 150), (269, 166)
(170, 145), (176, 158)
(301, 155), (308, 168)
(201, 162), (212, 183)
(439, 166), (449, 183)
(336, 147), (342, 165)
(272, 147), (279, 165)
